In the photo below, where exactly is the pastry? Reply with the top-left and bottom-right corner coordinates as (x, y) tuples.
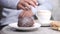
(50, 21), (60, 30)
(18, 17), (34, 27)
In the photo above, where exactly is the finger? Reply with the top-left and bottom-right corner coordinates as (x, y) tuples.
(26, 11), (30, 17)
(30, 11), (34, 16)
(18, 4), (25, 10)
(19, 11), (24, 17)
(29, 11), (33, 17)
(24, 2), (31, 9)
(24, 11), (28, 17)
(22, 10), (33, 17)
(22, 11), (28, 17)
(20, 10), (27, 18)
(25, 0), (36, 7)
(29, 0), (36, 7)
(32, 0), (37, 5)
(22, 11), (26, 17)
(21, 2), (30, 10)
(22, 10), (27, 17)
(26, 11), (33, 17)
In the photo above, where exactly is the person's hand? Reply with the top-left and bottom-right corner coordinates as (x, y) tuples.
(19, 10), (33, 18)
(17, 0), (37, 10)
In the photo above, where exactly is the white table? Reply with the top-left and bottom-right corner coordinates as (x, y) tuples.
(0, 26), (60, 34)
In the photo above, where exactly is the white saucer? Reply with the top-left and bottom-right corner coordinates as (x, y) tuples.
(8, 22), (41, 30)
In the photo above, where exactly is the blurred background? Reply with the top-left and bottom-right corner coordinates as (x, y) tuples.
(49, 0), (60, 21)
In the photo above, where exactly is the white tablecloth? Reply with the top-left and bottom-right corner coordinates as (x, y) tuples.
(0, 26), (60, 34)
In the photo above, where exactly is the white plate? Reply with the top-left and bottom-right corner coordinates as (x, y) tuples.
(8, 22), (41, 30)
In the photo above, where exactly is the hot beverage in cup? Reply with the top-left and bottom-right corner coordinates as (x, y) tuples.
(36, 10), (51, 26)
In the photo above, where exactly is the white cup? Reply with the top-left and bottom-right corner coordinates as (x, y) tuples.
(36, 10), (51, 26)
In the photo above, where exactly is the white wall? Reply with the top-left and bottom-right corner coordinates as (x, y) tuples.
(49, 0), (60, 21)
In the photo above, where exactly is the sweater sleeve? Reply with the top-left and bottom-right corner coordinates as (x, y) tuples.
(0, 0), (20, 9)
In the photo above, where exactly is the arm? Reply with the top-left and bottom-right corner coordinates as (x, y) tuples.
(0, 0), (20, 9)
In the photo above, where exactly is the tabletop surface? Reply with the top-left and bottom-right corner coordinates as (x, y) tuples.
(0, 26), (60, 34)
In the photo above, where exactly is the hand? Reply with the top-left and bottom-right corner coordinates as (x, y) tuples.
(17, 0), (37, 10)
(19, 10), (33, 18)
